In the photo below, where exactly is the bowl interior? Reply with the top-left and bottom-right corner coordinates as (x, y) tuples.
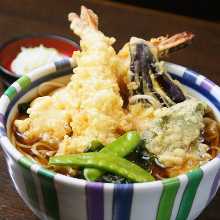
(0, 35), (79, 77)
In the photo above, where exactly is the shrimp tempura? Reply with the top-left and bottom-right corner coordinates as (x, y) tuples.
(57, 6), (132, 153)
(14, 6), (132, 156)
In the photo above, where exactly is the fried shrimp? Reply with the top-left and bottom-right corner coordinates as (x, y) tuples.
(15, 6), (131, 156)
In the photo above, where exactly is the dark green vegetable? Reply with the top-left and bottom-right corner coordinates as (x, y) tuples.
(83, 131), (141, 181)
(49, 152), (155, 183)
(18, 102), (30, 114)
(126, 140), (157, 170)
(98, 173), (132, 184)
(85, 140), (104, 152)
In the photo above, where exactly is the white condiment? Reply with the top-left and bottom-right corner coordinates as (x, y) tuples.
(11, 45), (64, 76)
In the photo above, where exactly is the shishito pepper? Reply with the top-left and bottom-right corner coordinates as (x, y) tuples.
(49, 152), (155, 183)
(84, 131), (141, 181)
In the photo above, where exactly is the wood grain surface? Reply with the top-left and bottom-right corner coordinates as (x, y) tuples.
(0, 0), (220, 219)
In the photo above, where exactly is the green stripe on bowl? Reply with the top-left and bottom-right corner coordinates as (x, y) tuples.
(176, 168), (203, 220)
(156, 177), (180, 220)
(38, 168), (60, 220)
(4, 86), (17, 101)
(18, 156), (40, 211)
(17, 76), (32, 90)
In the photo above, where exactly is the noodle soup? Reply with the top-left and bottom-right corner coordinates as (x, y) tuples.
(10, 6), (220, 183)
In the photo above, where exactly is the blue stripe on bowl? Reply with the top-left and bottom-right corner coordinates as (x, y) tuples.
(112, 184), (133, 220)
(182, 69), (197, 83)
(0, 126), (6, 136)
(185, 69), (199, 76)
(182, 69), (215, 92)
(86, 182), (104, 220)
(0, 113), (5, 137)
(54, 58), (72, 72)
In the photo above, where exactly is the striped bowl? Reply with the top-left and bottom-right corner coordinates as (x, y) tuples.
(0, 59), (220, 220)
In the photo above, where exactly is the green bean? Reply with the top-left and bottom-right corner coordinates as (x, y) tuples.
(84, 131), (141, 181)
(49, 152), (155, 182)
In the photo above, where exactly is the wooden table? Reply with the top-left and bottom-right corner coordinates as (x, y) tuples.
(0, 0), (220, 219)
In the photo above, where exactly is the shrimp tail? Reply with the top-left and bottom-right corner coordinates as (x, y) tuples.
(80, 5), (98, 29)
(151, 31), (194, 57)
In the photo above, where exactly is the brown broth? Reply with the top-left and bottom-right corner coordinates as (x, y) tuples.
(12, 104), (220, 182)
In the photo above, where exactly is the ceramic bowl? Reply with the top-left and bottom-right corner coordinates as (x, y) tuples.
(0, 34), (79, 78)
(0, 59), (220, 220)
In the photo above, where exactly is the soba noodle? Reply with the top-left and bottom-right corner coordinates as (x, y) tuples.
(38, 81), (66, 96)
(10, 81), (69, 168)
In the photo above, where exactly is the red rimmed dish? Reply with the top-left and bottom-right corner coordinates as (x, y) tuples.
(0, 34), (79, 78)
